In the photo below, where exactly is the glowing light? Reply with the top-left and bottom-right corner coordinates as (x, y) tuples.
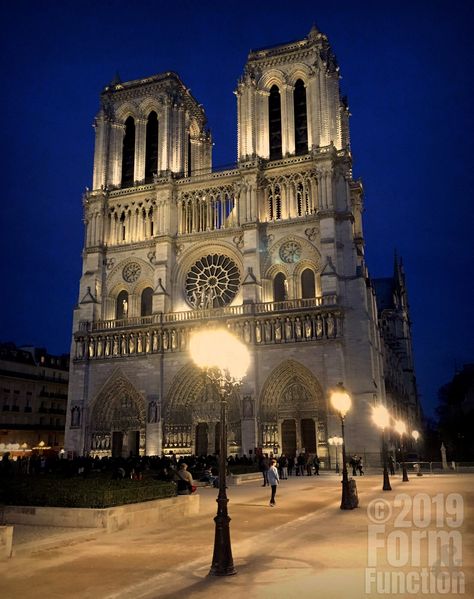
(189, 329), (250, 382)
(394, 420), (407, 436)
(412, 430), (420, 441)
(328, 436), (343, 446)
(330, 384), (352, 417)
(372, 404), (391, 430)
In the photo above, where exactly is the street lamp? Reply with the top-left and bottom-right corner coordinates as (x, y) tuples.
(328, 436), (343, 474)
(371, 404), (392, 491)
(189, 328), (250, 576)
(412, 430), (422, 476)
(394, 419), (409, 482)
(330, 383), (357, 510)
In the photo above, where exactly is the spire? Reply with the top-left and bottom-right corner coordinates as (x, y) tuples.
(110, 71), (122, 87)
(308, 23), (320, 41)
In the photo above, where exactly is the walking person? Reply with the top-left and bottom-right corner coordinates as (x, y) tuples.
(259, 454), (269, 486)
(267, 459), (280, 506)
(357, 456), (364, 476)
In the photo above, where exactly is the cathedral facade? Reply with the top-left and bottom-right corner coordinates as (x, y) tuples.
(65, 26), (420, 464)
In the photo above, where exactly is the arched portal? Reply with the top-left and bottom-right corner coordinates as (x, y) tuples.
(164, 364), (242, 456)
(259, 360), (328, 461)
(89, 371), (146, 458)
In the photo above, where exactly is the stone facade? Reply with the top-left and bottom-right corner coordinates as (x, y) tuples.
(65, 26), (421, 464)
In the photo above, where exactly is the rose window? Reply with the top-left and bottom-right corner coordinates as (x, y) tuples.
(279, 241), (302, 264)
(122, 262), (141, 283)
(185, 254), (240, 308)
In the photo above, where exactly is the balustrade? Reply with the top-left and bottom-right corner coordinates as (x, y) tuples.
(74, 297), (342, 362)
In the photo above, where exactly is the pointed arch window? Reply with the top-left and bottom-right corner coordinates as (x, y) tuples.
(273, 272), (287, 302)
(294, 79), (308, 155)
(121, 116), (135, 187)
(145, 111), (158, 182)
(269, 85), (282, 160)
(141, 287), (153, 316)
(301, 269), (316, 299)
(116, 290), (129, 319)
(187, 133), (192, 177)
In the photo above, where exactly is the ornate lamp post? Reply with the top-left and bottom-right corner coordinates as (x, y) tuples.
(394, 419), (409, 482)
(412, 430), (422, 476)
(189, 328), (250, 576)
(328, 436), (343, 474)
(372, 404), (392, 491)
(330, 383), (357, 510)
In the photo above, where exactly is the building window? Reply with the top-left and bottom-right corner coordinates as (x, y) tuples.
(141, 287), (153, 316)
(294, 79), (308, 155)
(187, 133), (192, 177)
(121, 116), (135, 187)
(145, 111), (158, 182)
(269, 85), (282, 160)
(116, 290), (129, 319)
(301, 269), (316, 299)
(273, 273), (287, 302)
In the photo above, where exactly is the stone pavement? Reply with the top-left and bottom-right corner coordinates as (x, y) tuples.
(1, 472), (473, 599)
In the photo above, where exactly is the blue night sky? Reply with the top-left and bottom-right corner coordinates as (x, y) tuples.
(1, 0), (473, 419)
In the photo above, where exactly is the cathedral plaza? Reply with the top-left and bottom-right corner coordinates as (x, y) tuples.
(1, 473), (472, 598)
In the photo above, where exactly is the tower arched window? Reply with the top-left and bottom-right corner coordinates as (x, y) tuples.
(269, 85), (282, 160)
(141, 287), (153, 316)
(121, 116), (135, 187)
(301, 269), (316, 299)
(116, 290), (129, 320)
(187, 133), (192, 177)
(274, 185), (282, 220)
(145, 111), (158, 182)
(294, 79), (308, 155)
(273, 272), (287, 302)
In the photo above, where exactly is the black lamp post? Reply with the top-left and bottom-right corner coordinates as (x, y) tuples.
(395, 420), (409, 482)
(371, 404), (392, 491)
(189, 329), (249, 576)
(330, 383), (356, 510)
(328, 436), (342, 474)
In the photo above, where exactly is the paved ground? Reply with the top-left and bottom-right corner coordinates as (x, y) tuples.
(1, 472), (473, 599)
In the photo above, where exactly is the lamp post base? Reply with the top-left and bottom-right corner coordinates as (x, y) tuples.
(209, 512), (236, 576)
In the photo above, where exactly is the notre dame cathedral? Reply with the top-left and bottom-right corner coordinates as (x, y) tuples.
(65, 25), (421, 464)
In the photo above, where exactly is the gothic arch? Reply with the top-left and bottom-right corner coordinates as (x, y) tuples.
(257, 69), (287, 92)
(163, 364), (242, 450)
(89, 370), (146, 438)
(287, 64), (312, 86)
(259, 359), (326, 422)
(115, 101), (139, 122)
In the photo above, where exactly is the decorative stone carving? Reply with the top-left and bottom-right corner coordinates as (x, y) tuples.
(122, 262), (141, 283)
(279, 241), (302, 263)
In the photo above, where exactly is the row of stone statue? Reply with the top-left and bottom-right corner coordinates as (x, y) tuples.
(75, 312), (339, 360)
(162, 425), (193, 448)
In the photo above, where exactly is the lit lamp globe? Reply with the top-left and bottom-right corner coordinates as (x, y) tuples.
(394, 420), (409, 482)
(412, 430), (420, 442)
(330, 385), (352, 418)
(189, 328), (250, 577)
(371, 404), (392, 491)
(189, 329), (250, 382)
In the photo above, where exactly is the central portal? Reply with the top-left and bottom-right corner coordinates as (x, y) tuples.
(281, 419), (297, 456)
(195, 423), (209, 456)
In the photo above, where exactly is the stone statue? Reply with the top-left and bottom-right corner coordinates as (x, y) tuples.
(274, 319), (282, 341)
(316, 315), (323, 338)
(145, 332), (151, 353)
(326, 313), (335, 337)
(243, 321), (251, 344)
(171, 329), (177, 350)
(113, 335), (119, 355)
(255, 321), (262, 343)
(264, 320), (272, 342)
(284, 317), (292, 340)
(304, 316), (312, 339)
(122, 298), (128, 317)
(295, 317), (302, 340)
(137, 333), (143, 353)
